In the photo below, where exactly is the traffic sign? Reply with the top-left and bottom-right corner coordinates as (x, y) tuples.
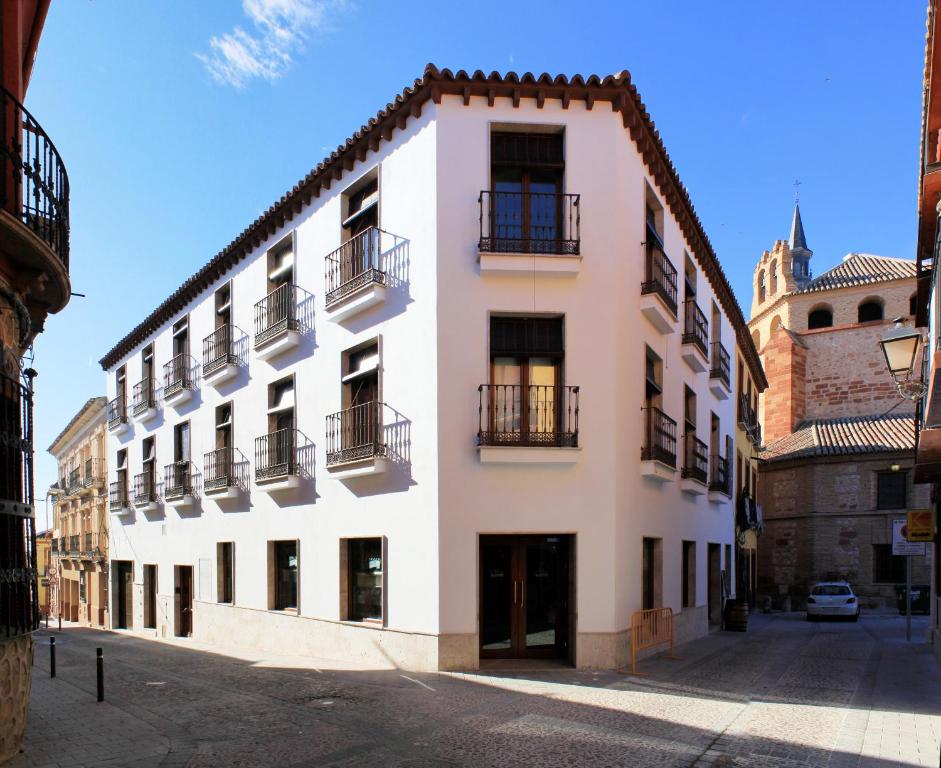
(893, 519), (926, 556)
(906, 509), (934, 543)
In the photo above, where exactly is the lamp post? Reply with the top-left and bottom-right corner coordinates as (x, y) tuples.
(878, 317), (927, 642)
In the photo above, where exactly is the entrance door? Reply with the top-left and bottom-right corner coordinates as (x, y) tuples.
(176, 566), (193, 637)
(480, 535), (571, 660)
(708, 543), (721, 625)
(115, 561), (132, 629)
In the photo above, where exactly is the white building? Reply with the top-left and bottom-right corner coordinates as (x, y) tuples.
(101, 66), (763, 671)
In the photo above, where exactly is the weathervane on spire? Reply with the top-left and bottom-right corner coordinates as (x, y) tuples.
(794, 179), (801, 205)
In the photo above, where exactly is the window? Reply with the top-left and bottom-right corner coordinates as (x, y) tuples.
(645, 346), (662, 408)
(267, 235), (294, 291)
(343, 340), (380, 409)
(116, 449), (127, 497)
(217, 542), (234, 604)
(142, 437), (155, 496)
(116, 364), (126, 402)
(682, 541), (696, 608)
(910, 293), (918, 317)
(173, 421), (190, 463)
(758, 270), (766, 303)
(347, 538), (383, 622)
(710, 412), (720, 460)
(769, 260), (777, 294)
(684, 386), (697, 436)
(172, 316), (189, 358)
(141, 344), (154, 383)
(215, 402), (233, 449)
(269, 540), (298, 611)
(873, 544), (906, 583)
(268, 376), (295, 433)
(684, 254), (696, 300)
(858, 300), (883, 323)
(876, 471), (907, 510)
(342, 171), (379, 239)
(645, 185), (663, 244)
(215, 282), (232, 329)
(642, 537), (662, 610)
(808, 307), (833, 329)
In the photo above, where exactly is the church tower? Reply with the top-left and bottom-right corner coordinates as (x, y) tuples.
(750, 204), (813, 318)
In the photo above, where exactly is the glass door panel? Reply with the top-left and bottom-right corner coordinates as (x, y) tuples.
(480, 542), (514, 652)
(528, 359), (558, 437)
(528, 171), (561, 242)
(524, 541), (560, 650)
(491, 358), (521, 436)
(493, 171), (523, 242)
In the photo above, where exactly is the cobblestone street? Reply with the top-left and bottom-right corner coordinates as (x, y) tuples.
(10, 613), (941, 768)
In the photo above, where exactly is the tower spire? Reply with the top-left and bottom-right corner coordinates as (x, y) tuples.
(789, 203), (808, 251)
(788, 202), (812, 286)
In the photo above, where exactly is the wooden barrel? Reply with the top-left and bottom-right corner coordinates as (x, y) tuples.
(725, 600), (749, 632)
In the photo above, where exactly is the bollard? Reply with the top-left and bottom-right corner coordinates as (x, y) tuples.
(49, 636), (56, 678)
(96, 648), (104, 702)
(58, 613), (61, 631)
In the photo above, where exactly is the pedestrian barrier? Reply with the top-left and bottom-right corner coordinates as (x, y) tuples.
(630, 607), (680, 674)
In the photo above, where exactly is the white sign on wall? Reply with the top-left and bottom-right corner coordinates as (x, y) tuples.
(892, 518), (926, 557)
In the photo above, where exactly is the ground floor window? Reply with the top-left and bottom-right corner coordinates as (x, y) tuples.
(270, 540), (298, 611)
(642, 537), (662, 610)
(348, 538), (383, 622)
(682, 541), (696, 608)
(873, 544), (905, 583)
(217, 542), (234, 604)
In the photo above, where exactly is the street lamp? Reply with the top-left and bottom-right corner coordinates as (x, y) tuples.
(879, 317), (927, 401)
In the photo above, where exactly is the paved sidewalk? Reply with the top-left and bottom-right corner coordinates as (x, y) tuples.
(9, 613), (941, 767)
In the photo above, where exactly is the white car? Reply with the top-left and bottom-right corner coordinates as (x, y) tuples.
(806, 582), (860, 621)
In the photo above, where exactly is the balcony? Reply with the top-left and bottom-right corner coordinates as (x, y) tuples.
(51, 538), (58, 554)
(107, 396), (129, 435)
(708, 454), (732, 503)
(163, 354), (196, 408)
(680, 433), (709, 495)
(641, 406), (677, 481)
(640, 236), (678, 334)
(254, 283), (300, 359)
(202, 324), (240, 386)
(164, 461), (195, 509)
(477, 384), (579, 464)
(255, 428), (300, 489)
(738, 394), (761, 447)
(477, 190), (581, 277)
(109, 481), (131, 515)
(0, 86), (71, 330)
(131, 378), (159, 424)
(204, 447), (238, 498)
(709, 342), (731, 400)
(325, 401), (388, 478)
(67, 467), (82, 496)
(681, 300), (709, 372)
(82, 458), (103, 492)
(325, 227), (397, 321)
(67, 535), (80, 557)
(132, 472), (159, 512)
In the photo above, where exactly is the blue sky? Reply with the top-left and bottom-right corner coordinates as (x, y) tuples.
(26, 0), (925, 521)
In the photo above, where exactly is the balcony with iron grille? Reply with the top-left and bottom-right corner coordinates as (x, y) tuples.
(708, 454), (732, 503)
(680, 433), (709, 495)
(254, 283), (300, 359)
(107, 396), (129, 435)
(67, 467), (82, 496)
(204, 447), (238, 498)
(709, 342), (731, 400)
(639, 232), (678, 334)
(202, 324), (240, 387)
(681, 299), (709, 372)
(640, 406), (678, 482)
(81, 458), (103, 493)
(131, 378), (159, 423)
(80, 532), (105, 561)
(477, 384), (580, 464)
(67, 535), (80, 557)
(477, 190), (581, 277)
(737, 393), (762, 447)
(109, 480), (131, 515)
(326, 401), (388, 478)
(0, 86), (71, 338)
(164, 461), (195, 509)
(132, 471), (159, 512)
(163, 355), (196, 408)
(325, 227), (401, 321)
(255, 428), (300, 489)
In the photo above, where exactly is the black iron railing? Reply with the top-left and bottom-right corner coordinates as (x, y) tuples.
(203, 324), (237, 377)
(164, 461), (193, 501)
(325, 401), (387, 466)
(107, 396), (127, 428)
(738, 394), (761, 446)
(478, 384), (579, 447)
(254, 283), (299, 347)
(682, 434), (709, 483)
(67, 467), (82, 494)
(0, 372), (37, 639)
(642, 236), (678, 316)
(83, 457), (101, 487)
(641, 406), (677, 467)
(710, 342), (730, 388)
(163, 354), (193, 397)
(133, 471), (157, 506)
(204, 447), (235, 492)
(682, 299), (709, 357)
(479, 190), (580, 255)
(132, 378), (156, 416)
(255, 429), (298, 481)
(109, 480), (128, 511)
(68, 535), (79, 556)
(83, 532), (91, 555)
(0, 85), (70, 268)
(325, 226), (391, 307)
(710, 454), (731, 495)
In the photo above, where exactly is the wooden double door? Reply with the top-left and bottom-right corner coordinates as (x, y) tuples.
(479, 535), (572, 660)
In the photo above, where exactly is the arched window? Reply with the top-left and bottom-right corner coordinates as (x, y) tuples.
(769, 261), (778, 295)
(910, 293), (918, 316)
(857, 300), (883, 323)
(770, 315), (782, 331)
(751, 329), (760, 349)
(808, 306), (833, 330)
(758, 270), (766, 303)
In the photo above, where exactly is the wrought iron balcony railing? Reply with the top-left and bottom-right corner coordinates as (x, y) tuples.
(325, 401), (387, 467)
(203, 324), (237, 377)
(109, 480), (128, 511)
(164, 461), (193, 501)
(325, 226), (391, 308)
(478, 190), (580, 255)
(133, 472), (157, 506)
(83, 457), (102, 487)
(710, 342), (731, 387)
(107, 396), (127, 428)
(255, 428), (298, 481)
(254, 283), (299, 347)
(67, 467), (82, 495)
(682, 433), (709, 484)
(478, 384), (579, 447)
(68, 535), (79, 556)
(131, 378), (156, 416)
(738, 393), (761, 446)
(709, 454), (731, 496)
(641, 234), (678, 316)
(163, 354), (194, 397)
(682, 299), (709, 357)
(0, 85), (70, 268)
(51, 538), (58, 554)
(204, 447), (235, 492)
(641, 406), (677, 467)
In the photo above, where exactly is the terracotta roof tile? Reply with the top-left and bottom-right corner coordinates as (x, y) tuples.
(797, 253), (916, 294)
(761, 413), (915, 462)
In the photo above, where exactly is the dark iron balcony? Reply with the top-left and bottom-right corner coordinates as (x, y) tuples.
(738, 393), (761, 446)
(164, 461), (194, 502)
(710, 342), (731, 388)
(326, 401), (387, 467)
(709, 454), (731, 496)
(641, 406), (677, 467)
(163, 355), (194, 398)
(254, 283), (299, 348)
(67, 467), (82, 495)
(478, 384), (579, 448)
(325, 226), (391, 308)
(107, 396), (127, 429)
(83, 458), (102, 488)
(204, 447), (236, 492)
(68, 535), (79, 556)
(478, 190), (580, 255)
(51, 538), (58, 554)
(203, 324), (237, 377)
(255, 428), (298, 481)
(641, 234), (678, 317)
(131, 378), (156, 417)
(681, 434), (709, 484)
(682, 299), (709, 358)
(132, 471), (158, 506)
(109, 480), (129, 512)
